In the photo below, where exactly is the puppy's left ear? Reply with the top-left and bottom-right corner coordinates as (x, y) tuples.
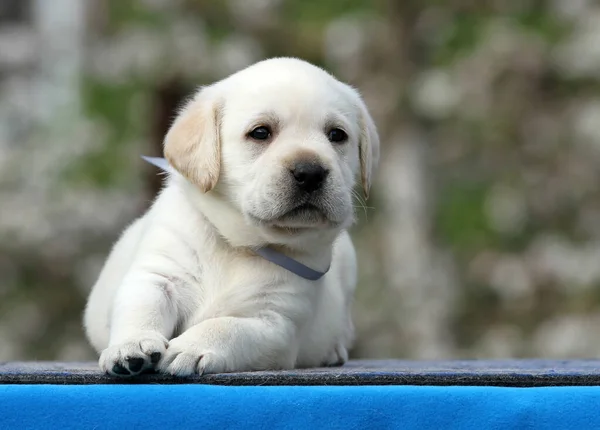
(357, 99), (380, 200)
(164, 87), (222, 193)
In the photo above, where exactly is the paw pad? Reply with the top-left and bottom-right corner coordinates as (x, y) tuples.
(126, 357), (145, 373)
(112, 363), (131, 376)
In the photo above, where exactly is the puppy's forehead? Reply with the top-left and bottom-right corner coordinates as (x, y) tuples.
(222, 67), (357, 122)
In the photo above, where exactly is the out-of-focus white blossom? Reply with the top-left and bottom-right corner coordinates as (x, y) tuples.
(410, 69), (461, 119)
(485, 185), (528, 235)
(89, 27), (168, 83)
(553, 11), (600, 78)
(550, 0), (591, 21)
(476, 325), (523, 358)
(571, 99), (600, 153)
(528, 235), (600, 289)
(213, 34), (264, 77)
(324, 17), (366, 81)
(489, 256), (534, 302)
(228, 0), (283, 28)
(0, 26), (37, 69)
(533, 314), (600, 357)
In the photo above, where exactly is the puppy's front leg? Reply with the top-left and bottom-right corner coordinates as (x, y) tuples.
(100, 270), (178, 377)
(160, 311), (297, 376)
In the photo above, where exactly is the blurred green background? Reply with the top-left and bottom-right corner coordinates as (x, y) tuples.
(2, 0), (600, 361)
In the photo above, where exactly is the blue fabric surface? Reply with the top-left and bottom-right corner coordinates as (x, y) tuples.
(1, 384), (599, 429)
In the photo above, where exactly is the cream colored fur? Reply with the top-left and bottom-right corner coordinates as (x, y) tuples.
(83, 57), (380, 376)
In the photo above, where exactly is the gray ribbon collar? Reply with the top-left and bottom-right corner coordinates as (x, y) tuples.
(142, 156), (329, 281)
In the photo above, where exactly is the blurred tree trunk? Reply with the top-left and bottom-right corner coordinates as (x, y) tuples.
(354, 0), (460, 359)
(147, 81), (190, 198)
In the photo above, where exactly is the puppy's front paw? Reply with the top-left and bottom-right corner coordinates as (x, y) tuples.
(99, 331), (168, 377)
(158, 335), (228, 377)
(322, 343), (348, 367)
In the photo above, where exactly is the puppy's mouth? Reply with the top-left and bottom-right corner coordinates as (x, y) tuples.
(282, 203), (323, 219)
(273, 202), (331, 226)
(249, 202), (334, 230)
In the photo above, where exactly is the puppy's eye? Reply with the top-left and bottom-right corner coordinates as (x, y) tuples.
(328, 128), (348, 143)
(248, 126), (271, 141)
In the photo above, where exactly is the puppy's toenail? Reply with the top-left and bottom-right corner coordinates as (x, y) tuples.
(127, 357), (144, 372)
(112, 363), (130, 376)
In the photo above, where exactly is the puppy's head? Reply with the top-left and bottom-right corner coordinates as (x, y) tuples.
(165, 58), (379, 237)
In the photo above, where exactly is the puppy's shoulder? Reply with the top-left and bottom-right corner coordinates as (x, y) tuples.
(135, 177), (213, 251)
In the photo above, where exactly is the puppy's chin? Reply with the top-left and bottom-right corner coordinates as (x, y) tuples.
(245, 204), (348, 234)
(275, 203), (330, 225)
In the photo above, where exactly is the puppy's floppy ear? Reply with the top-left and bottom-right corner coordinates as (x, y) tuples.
(164, 87), (222, 193)
(357, 99), (380, 200)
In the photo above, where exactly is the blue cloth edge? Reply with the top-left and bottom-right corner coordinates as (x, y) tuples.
(2, 384), (600, 430)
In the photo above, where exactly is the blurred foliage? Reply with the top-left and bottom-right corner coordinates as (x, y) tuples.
(3, 0), (600, 361)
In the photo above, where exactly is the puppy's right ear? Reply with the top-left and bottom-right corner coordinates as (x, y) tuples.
(357, 98), (380, 201)
(164, 87), (222, 193)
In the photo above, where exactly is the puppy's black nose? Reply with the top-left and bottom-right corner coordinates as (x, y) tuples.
(291, 162), (329, 193)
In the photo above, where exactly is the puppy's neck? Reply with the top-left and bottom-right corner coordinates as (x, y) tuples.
(173, 175), (340, 269)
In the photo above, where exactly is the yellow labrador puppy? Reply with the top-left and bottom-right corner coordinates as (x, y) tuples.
(83, 57), (380, 377)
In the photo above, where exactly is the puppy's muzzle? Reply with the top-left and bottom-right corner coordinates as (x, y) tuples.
(290, 161), (329, 193)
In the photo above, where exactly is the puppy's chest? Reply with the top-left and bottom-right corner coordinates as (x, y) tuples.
(178, 242), (287, 297)
(175, 243), (317, 323)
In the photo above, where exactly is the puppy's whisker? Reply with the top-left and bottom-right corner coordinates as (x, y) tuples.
(351, 190), (371, 220)
(352, 189), (373, 208)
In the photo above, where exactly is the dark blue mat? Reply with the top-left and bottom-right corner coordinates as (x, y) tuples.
(2, 360), (600, 386)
